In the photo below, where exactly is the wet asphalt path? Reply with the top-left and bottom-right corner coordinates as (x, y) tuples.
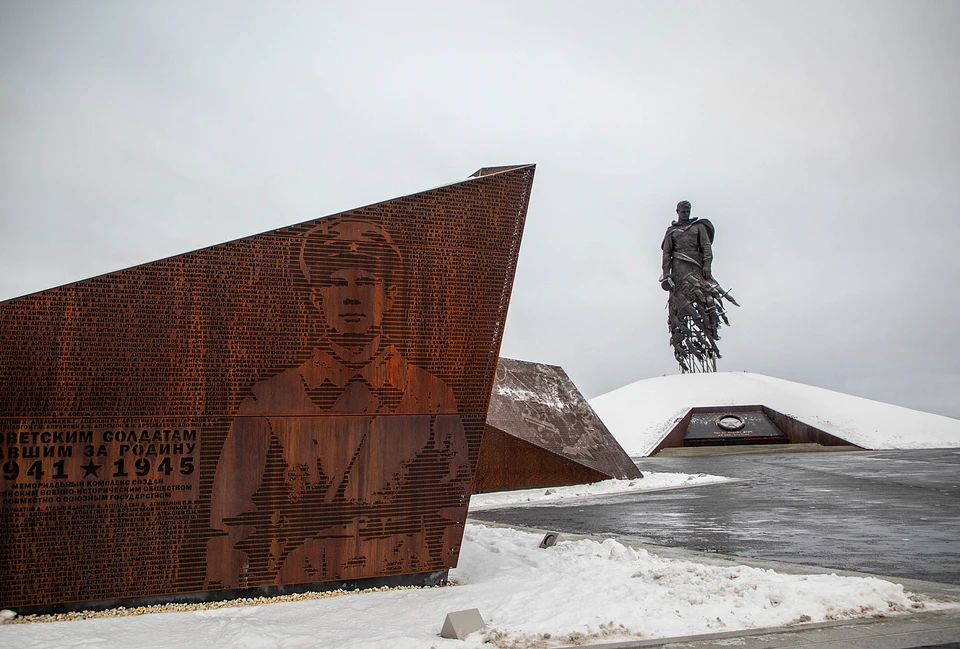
(471, 449), (960, 584)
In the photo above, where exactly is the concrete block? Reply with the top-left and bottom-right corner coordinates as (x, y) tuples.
(440, 608), (486, 640)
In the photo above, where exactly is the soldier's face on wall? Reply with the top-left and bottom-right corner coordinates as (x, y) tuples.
(310, 268), (396, 335)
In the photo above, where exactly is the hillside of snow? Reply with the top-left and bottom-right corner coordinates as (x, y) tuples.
(589, 372), (960, 457)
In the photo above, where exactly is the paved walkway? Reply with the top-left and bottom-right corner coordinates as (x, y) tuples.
(477, 449), (960, 585)
(595, 611), (960, 647)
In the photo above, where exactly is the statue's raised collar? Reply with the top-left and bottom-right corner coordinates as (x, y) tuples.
(671, 216), (699, 227)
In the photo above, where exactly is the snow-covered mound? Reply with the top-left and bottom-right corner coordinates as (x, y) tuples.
(590, 372), (960, 457)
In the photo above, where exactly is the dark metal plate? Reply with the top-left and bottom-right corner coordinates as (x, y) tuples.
(684, 411), (788, 446)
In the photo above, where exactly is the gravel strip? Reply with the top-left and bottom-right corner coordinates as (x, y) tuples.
(4, 582), (457, 625)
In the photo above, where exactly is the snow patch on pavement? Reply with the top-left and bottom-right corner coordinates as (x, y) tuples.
(468, 472), (731, 512)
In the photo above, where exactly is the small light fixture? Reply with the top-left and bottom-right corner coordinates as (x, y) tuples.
(539, 532), (562, 548)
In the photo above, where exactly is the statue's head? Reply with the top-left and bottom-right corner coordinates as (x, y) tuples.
(676, 201), (691, 220)
(298, 217), (403, 336)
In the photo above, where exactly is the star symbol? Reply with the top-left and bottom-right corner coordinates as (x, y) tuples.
(81, 460), (102, 478)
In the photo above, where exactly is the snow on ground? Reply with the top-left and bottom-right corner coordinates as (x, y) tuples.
(3, 523), (954, 649)
(590, 372), (960, 457)
(468, 472), (732, 511)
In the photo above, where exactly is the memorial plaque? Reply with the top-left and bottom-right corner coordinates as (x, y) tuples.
(0, 165), (535, 610)
(684, 411), (788, 446)
(651, 405), (862, 455)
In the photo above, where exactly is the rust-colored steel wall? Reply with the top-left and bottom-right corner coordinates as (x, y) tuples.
(472, 425), (609, 493)
(760, 406), (857, 447)
(651, 409), (695, 455)
(474, 358), (641, 493)
(0, 165), (535, 610)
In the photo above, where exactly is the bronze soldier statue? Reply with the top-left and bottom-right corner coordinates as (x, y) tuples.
(660, 201), (738, 372)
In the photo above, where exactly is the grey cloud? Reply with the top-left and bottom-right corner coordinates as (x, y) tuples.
(1, 0), (958, 418)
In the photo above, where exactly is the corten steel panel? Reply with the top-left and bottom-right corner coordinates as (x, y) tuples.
(472, 425), (609, 493)
(761, 406), (858, 447)
(0, 165), (535, 610)
(475, 358), (640, 492)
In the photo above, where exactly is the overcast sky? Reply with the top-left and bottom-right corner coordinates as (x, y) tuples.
(2, 1), (958, 418)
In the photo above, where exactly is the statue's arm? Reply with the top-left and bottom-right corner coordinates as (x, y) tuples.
(699, 226), (713, 279)
(660, 231), (673, 278)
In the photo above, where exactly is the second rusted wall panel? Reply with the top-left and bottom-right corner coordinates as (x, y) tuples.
(472, 425), (610, 493)
(474, 358), (640, 492)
